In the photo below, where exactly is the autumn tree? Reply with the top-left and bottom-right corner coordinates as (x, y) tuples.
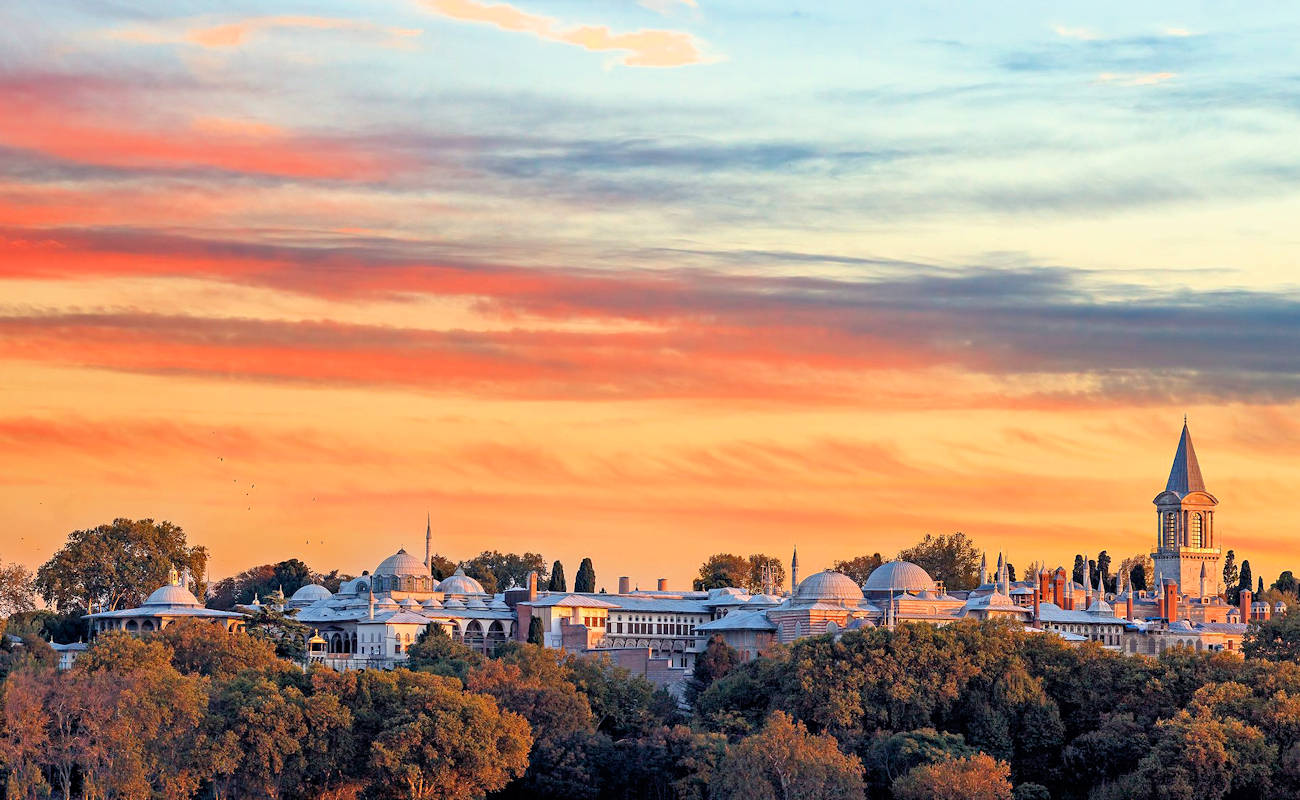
(897, 532), (981, 590)
(891, 753), (1013, 800)
(833, 554), (884, 585)
(155, 617), (287, 678)
(0, 558), (35, 617)
(35, 518), (208, 611)
(1243, 611), (1300, 661)
(208, 558), (315, 610)
(694, 553), (749, 590)
(548, 560), (567, 592)
(712, 711), (866, 800)
(574, 557), (597, 593)
(242, 604), (311, 661)
(405, 624), (484, 683)
(428, 554), (457, 581)
(862, 727), (976, 787)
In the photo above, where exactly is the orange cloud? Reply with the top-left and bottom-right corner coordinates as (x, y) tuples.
(421, 0), (713, 67)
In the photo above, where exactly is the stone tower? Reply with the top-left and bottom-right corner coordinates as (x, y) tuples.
(1151, 421), (1221, 596)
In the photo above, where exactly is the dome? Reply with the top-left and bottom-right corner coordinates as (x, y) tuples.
(291, 584), (331, 603)
(746, 593), (783, 607)
(374, 548), (429, 577)
(144, 583), (201, 608)
(438, 568), (486, 595)
(795, 570), (865, 602)
(863, 561), (936, 594)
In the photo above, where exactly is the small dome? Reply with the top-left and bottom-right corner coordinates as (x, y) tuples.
(746, 593), (783, 607)
(421, 597), (444, 609)
(291, 584), (331, 603)
(707, 587), (749, 602)
(442, 596), (466, 609)
(374, 548), (430, 577)
(795, 570), (864, 602)
(863, 561), (936, 594)
(144, 584), (201, 608)
(466, 596), (488, 610)
(438, 568), (486, 595)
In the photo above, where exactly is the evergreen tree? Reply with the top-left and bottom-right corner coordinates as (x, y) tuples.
(1272, 570), (1298, 595)
(1006, 564), (1016, 582)
(1258, 576), (1265, 595)
(1238, 559), (1253, 599)
(547, 560), (567, 592)
(1223, 550), (1239, 600)
(527, 616), (545, 645)
(1097, 551), (1112, 590)
(1130, 563), (1147, 592)
(1072, 555), (1086, 587)
(575, 558), (596, 593)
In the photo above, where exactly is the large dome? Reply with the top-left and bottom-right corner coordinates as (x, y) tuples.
(374, 548), (429, 577)
(291, 583), (331, 603)
(795, 570), (864, 602)
(438, 567), (486, 595)
(863, 561), (936, 594)
(143, 583), (201, 608)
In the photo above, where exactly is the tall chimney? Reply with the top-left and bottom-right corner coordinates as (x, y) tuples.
(527, 571), (537, 602)
(1053, 569), (1065, 607)
(618, 576), (631, 594)
(1164, 580), (1178, 623)
(657, 578), (668, 591)
(1240, 588), (1252, 622)
(1125, 592), (1133, 622)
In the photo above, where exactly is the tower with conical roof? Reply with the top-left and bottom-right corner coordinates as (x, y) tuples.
(1151, 420), (1220, 596)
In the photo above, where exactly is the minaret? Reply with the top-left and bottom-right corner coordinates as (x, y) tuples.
(1082, 556), (1093, 609)
(1199, 561), (1208, 599)
(979, 552), (988, 586)
(368, 588), (375, 620)
(791, 547), (799, 595)
(425, 513), (433, 572)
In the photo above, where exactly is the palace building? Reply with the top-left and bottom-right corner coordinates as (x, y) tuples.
(86, 420), (1262, 692)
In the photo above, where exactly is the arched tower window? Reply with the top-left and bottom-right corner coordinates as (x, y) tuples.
(1189, 513), (1203, 548)
(1163, 512), (1178, 548)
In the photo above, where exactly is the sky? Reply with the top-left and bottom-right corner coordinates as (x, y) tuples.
(3, 1), (1300, 592)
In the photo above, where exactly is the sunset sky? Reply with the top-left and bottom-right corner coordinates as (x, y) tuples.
(4, 1), (1300, 592)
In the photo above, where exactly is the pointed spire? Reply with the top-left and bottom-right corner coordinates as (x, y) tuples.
(1082, 557), (1092, 595)
(979, 552), (988, 586)
(1166, 420), (1207, 496)
(425, 512), (433, 571)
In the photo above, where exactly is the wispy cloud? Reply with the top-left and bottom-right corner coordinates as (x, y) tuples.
(1096, 71), (1177, 86)
(420, 0), (714, 67)
(1163, 27), (1194, 38)
(115, 15), (422, 50)
(638, 0), (698, 16)
(1052, 25), (1099, 41)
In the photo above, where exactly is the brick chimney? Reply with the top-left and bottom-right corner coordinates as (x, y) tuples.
(1164, 580), (1178, 623)
(657, 578), (668, 591)
(527, 570), (537, 602)
(1239, 589), (1252, 622)
(1052, 568), (1065, 607)
(618, 576), (631, 594)
(1125, 592), (1133, 622)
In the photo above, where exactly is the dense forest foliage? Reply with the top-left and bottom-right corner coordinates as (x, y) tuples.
(5, 616), (1300, 800)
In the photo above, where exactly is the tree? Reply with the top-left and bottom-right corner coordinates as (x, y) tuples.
(369, 683), (531, 800)
(574, 557), (597, 593)
(862, 727), (976, 786)
(548, 560), (567, 592)
(833, 554), (884, 585)
(1274, 570), (1299, 596)
(1224, 550), (1239, 600)
(892, 753), (1013, 800)
(462, 551), (548, 595)
(244, 605), (311, 662)
(1006, 563), (1017, 582)
(0, 558), (36, 617)
(35, 518), (208, 611)
(155, 617), (286, 678)
(428, 554), (457, 581)
(1097, 550), (1112, 590)
(711, 711), (865, 800)
(1239, 560), (1254, 600)
(693, 553), (750, 591)
(406, 624), (484, 683)
(685, 635), (741, 705)
(1259, 575), (1265, 596)
(527, 616), (545, 645)
(897, 533), (981, 590)
(1072, 555), (1086, 588)
(1131, 563), (1148, 592)
(747, 554), (786, 594)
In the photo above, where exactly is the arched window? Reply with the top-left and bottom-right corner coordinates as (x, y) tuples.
(1163, 512), (1178, 548)
(1189, 513), (1203, 548)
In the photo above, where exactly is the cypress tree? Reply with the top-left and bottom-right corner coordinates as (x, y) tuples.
(547, 560), (567, 592)
(1223, 549), (1239, 599)
(527, 616), (544, 645)
(1239, 559), (1253, 599)
(575, 557), (596, 593)
(1072, 555), (1086, 587)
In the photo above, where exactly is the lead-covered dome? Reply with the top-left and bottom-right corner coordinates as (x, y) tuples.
(438, 567), (486, 595)
(795, 570), (864, 602)
(291, 583), (331, 603)
(863, 561), (936, 594)
(374, 548), (429, 577)
(144, 583), (201, 608)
